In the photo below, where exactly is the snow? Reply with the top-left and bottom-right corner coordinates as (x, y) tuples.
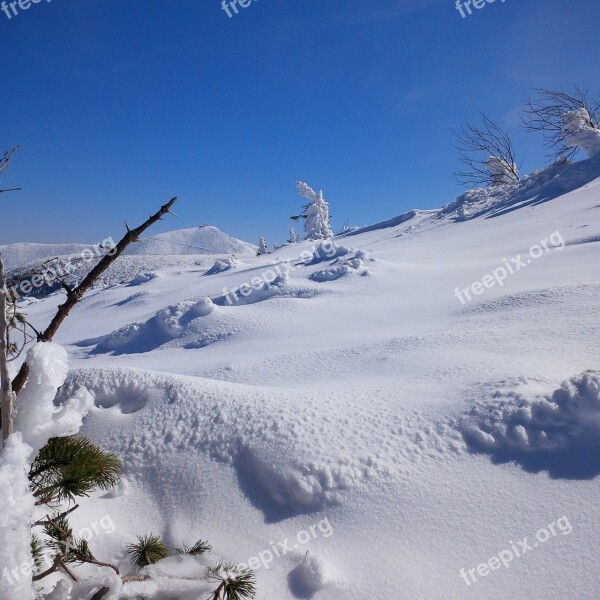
(0, 434), (35, 600)
(14, 342), (93, 454)
(485, 155), (519, 186)
(8, 156), (600, 598)
(462, 371), (600, 477)
(563, 110), (600, 158)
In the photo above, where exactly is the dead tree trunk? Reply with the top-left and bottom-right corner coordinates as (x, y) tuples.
(0, 254), (15, 443)
(10, 197), (177, 398)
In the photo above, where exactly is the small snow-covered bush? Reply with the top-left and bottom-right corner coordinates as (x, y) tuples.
(563, 108), (600, 158)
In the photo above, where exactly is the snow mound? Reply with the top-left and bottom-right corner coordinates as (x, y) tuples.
(127, 272), (160, 286)
(305, 241), (353, 265)
(56, 367), (454, 525)
(14, 343), (93, 453)
(288, 554), (330, 598)
(462, 371), (600, 478)
(310, 250), (372, 282)
(93, 297), (217, 354)
(213, 274), (317, 307)
(0, 434), (35, 600)
(204, 256), (239, 275)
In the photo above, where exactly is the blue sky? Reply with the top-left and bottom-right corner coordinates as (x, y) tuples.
(1, 0), (599, 246)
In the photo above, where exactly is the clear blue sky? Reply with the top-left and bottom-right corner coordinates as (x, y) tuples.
(1, 0), (599, 245)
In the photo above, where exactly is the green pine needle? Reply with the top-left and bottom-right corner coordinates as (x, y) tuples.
(175, 539), (212, 556)
(31, 535), (46, 572)
(127, 534), (169, 569)
(209, 562), (257, 600)
(29, 436), (122, 503)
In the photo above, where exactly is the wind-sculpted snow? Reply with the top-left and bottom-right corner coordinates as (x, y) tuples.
(91, 298), (218, 354)
(57, 367), (461, 523)
(16, 161), (600, 599)
(309, 249), (372, 282)
(204, 256), (239, 275)
(440, 155), (600, 222)
(462, 372), (600, 478)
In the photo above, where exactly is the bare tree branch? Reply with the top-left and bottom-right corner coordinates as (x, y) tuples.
(10, 197), (178, 397)
(0, 145), (21, 193)
(0, 255), (15, 443)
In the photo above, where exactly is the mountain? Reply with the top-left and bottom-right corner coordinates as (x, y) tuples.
(124, 225), (257, 256)
(0, 225), (257, 270)
(0, 242), (92, 270)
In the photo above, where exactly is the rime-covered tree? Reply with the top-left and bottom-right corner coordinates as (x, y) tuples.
(453, 113), (520, 188)
(288, 227), (298, 244)
(562, 108), (600, 158)
(522, 87), (600, 160)
(257, 236), (269, 255)
(291, 181), (333, 240)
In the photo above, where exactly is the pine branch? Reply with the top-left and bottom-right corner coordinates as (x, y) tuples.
(127, 535), (168, 569)
(175, 539), (212, 556)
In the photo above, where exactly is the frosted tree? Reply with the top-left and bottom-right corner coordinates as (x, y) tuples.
(257, 237), (269, 255)
(563, 108), (600, 158)
(485, 156), (520, 186)
(454, 113), (520, 188)
(522, 86), (600, 160)
(288, 227), (298, 244)
(291, 181), (333, 240)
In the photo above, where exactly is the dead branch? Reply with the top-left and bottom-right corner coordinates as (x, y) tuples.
(0, 255), (15, 443)
(10, 197), (177, 397)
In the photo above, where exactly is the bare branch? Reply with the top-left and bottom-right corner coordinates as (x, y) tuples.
(0, 255), (15, 443)
(11, 197), (178, 397)
(0, 145), (21, 193)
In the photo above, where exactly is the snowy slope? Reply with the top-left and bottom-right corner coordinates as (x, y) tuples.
(17, 157), (600, 599)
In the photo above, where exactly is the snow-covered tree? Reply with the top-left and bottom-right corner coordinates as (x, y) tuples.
(485, 155), (520, 186)
(288, 227), (298, 244)
(292, 181), (333, 240)
(257, 237), (269, 255)
(563, 108), (600, 158)
(454, 113), (520, 188)
(522, 87), (600, 160)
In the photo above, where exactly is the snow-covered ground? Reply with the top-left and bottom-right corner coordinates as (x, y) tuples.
(14, 156), (600, 598)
